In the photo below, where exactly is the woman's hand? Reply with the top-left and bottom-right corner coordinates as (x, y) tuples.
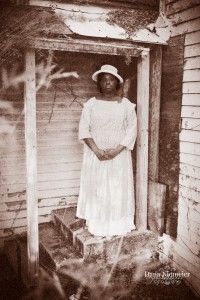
(95, 149), (110, 161)
(105, 148), (120, 159)
(105, 145), (126, 160)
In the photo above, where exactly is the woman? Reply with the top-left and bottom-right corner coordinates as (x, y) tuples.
(76, 64), (137, 238)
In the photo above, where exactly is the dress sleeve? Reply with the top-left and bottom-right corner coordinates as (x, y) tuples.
(78, 98), (94, 143)
(120, 100), (137, 150)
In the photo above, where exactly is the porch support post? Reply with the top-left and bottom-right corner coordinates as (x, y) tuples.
(136, 50), (150, 230)
(149, 45), (162, 181)
(24, 48), (39, 283)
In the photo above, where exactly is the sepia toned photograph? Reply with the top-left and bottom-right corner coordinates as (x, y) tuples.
(0, 0), (199, 299)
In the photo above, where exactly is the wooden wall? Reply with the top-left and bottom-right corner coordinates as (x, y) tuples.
(160, 0), (200, 295)
(0, 51), (137, 244)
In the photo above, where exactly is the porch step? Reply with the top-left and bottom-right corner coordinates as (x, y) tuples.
(39, 222), (82, 271)
(52, 207), (159, 265)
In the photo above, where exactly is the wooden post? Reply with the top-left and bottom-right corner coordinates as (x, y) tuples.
(149, 45), (162, 181)
(148, 46), (167, 235)
(136, 50), (150, 231)
(24, 48), (39, 283)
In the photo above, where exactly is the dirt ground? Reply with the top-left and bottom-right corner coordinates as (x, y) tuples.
(0, 253), (199, 300)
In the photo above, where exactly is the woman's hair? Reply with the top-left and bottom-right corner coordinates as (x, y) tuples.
(97, 73), (121, 93)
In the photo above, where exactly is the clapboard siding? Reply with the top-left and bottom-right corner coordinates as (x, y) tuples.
(180, 118), (200, 130)
(170, 5), (200, 24)
(184, 56), (200, 69)
(180, 163), (200, 180)
(172, 17), (200, 37)
(162, 2), (200, 295)
(185, 31), (200, 45)
(180, 141), (200, 156)
(167, 0), (200, 16)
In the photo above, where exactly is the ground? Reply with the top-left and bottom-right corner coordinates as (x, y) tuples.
(0, 253), (199, 300)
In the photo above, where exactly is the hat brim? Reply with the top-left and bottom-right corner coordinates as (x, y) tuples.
(92, 70), (123, 83)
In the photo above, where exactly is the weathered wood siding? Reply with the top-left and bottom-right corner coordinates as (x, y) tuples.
(0, 51), (137, 241)
(161, 0), (200, 295)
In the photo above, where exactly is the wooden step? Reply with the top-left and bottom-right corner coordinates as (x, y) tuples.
(39, 222), (83, 271)
(52, 207), (159, 264)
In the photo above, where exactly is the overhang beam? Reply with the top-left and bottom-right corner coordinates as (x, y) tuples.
(28, 37), (150, 57)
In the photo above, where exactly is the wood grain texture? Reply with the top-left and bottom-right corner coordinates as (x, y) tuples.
(166, 0), (200, 15)
(180, 141), (200, 156)
(184, 43), (200, 58)
(185, 31), (200, 45)
(171, 5), (200, 25)
(24, 48), (39, 281)
(184, 56), (200, 69)
(172, 18), (200, 37)
(180, 162), (200, 180)
(149, 46), (162, 181)
(136, 51), (150, 230)
(148, 181), (166, 235)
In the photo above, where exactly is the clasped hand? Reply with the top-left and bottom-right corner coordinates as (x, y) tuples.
(95, 148), (119, 161)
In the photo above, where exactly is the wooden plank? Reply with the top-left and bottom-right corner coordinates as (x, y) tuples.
(180, 163), (200, 180)
(0, 144), (83, 158)
(6, 130), (79, 140)
(178, 214), (200, 244)
(1, 161), (82, 176)
(1, 186), (79, 203)
(172, 18), (200, 37)
(0, 215), (51, 234)
(163, 254), (200, 296)
(149, 46), (162, 181)
(136, 51), (150, 230)
(29, 37), (143, 57)
(38, 187), (79, 199)
(147, 181), (166, 235)
(173, 242), (200, 271)
(184, 56), (200, 69)
(184, 44), (200, 58)
(1, 153), (82, 167)
(167, 228), (200, 267)
(182, 94), (200, 105)
(1, 178), (80, 195)
(181, 117), (200, 131)
(185, 31), (200, 45)
(24, 48), (39, 283)
(179, 173), (200, 192)
(183, 82), (200, 94)
(179, 185), (200, 203)
(0, 197), (77, 212)
(180, 152), (200, 167)
(181, 106), (200, 118)
(183, 70), (200, 82)
(180, 129), (200, 143)
(171, 5), (200, 25)
(0, 205), (74, 222)
(179, 195), (200, 215)
(167, 0), (200, 15)
(180, 141), (200, 156)
(168, 243), (200, 279)
(176, 235), (200, 257)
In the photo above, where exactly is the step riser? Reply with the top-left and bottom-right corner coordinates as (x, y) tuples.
(76, 234), (158, 263)
(51, 208), (158, 264)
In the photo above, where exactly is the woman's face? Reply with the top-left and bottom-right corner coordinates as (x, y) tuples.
(99, 73), (118, 93)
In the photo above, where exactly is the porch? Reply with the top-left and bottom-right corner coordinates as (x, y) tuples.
(1, 1), (167, 285)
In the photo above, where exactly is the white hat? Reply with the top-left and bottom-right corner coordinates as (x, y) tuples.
(92, 64), (123, 83)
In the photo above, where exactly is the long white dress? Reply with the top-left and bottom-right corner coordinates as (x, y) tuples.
(76, 97), (137, 236)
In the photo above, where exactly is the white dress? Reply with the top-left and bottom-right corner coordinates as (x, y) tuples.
(76, 97), (137, 236)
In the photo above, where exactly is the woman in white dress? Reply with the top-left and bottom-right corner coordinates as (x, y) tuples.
(76, 64), (137, 238)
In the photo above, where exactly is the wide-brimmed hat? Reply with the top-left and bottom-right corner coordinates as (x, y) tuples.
(92, 64), (123, 83)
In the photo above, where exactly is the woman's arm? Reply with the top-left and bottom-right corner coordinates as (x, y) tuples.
(105, 144), (126, 159)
